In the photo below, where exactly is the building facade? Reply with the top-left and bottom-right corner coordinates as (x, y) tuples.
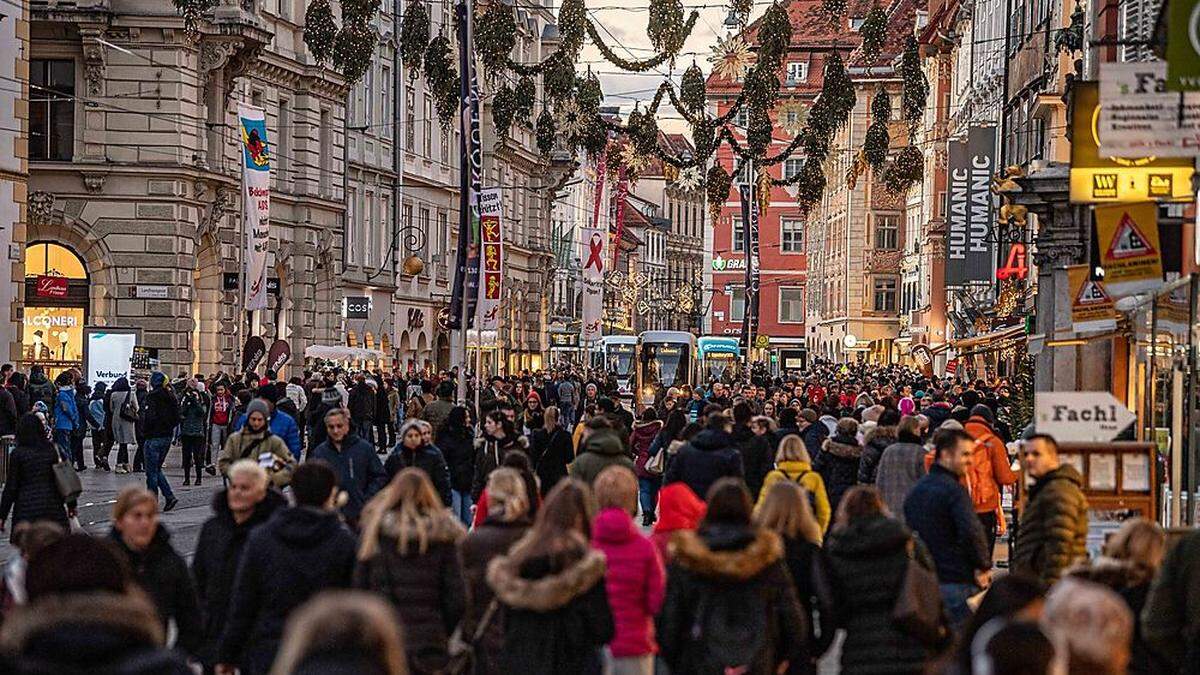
(1, 3), (28, 366)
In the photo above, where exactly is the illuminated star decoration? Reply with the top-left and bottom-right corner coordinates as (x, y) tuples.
(709, 35), (754, 82)
(676, 165), (702, 190)
(778, 101), (808, 137)
(619, 144), (650, 176)
(554, 99), (587, 141)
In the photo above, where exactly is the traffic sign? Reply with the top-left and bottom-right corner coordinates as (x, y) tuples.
(1034, 392), (1135, 442)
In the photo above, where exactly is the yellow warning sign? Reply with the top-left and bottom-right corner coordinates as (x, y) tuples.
(1095, 202), (1162, 297)
(1068, 265), (1117, 333)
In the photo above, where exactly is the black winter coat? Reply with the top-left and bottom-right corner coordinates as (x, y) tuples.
(141, 386), (179, 439)
(740, 431), (776, 501)
(308, 434), (388, 523)
(471, 435), (527, 502)
(902, 465), (989, 584)
(798, 423), (828, 464)
(109, 527), (203, 657)
(780, 535), (836, 675)
(24, 373), (53, 411)
(438, 427), (476, 493)
(857, 426), (897, 485)
(486, 547), (613, 674)
(656, 525), (807, 675)
(7, 384), (30, 417)
(217, 506), (358, 675)
(461, 519), (530, 675)
(1143, 528), (1200, 672)
(528, 427), (573, 496)
(0, 387), (17, 437)
(0, 442), (71, 537)
(190, 489), (286, 666)
(348, 382), (376, 422)
(814, 435), (862, 513)
(825, 515), (931, 674)
(663, 428), (744, 500)
(355, 510), (467, 674)
(385, 444), (453, 506)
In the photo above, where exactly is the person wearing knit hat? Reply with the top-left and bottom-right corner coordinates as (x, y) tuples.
(218, 398), (295, 488)
(141, 371), (179, 512)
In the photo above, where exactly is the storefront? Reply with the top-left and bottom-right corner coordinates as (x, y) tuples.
(23, 242), (88, 378)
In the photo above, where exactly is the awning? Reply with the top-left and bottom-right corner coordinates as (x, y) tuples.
(304, 345), (385, 361)
(950, 324), (1026, 350)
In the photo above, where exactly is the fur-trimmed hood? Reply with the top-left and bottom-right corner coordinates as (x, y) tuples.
(823, 436), (863, 459)
(864, 425), (897, 449)
(378, 508), (467, 550)
(669, 526), (783, 581)
(1, 590), (166, 658)
(1067, 555), (1156, 588)
(486, 548), (607, 612)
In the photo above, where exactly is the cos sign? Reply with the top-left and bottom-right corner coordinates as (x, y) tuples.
(345, 296), (370, 320)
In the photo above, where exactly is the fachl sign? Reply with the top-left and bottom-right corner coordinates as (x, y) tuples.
(35, 275), (68, 298)
(1034, 391), (1136, 443)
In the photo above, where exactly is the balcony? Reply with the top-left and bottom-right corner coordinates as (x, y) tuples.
(866, 249), (903, 274)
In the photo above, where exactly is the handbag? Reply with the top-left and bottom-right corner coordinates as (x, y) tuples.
(891, 538), (947, 648)
(53, 460), (82, 502)
(644, 447), (666, 475)
(446, 599), (499, 675)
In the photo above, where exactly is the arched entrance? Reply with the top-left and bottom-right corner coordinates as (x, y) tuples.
(435, 332), (450, 371)
(23, 242), (88, 377)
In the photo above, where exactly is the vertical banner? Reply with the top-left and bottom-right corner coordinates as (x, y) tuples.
(945, 127), (996, 286)
(448, 0), (483, 329)
(612, 167), (629, 268)
(1067, 265), (1117, 333)
(238, 105), (271, 311)
(477, 188), (503, 330)
(582, 152), (608, 344)
(1167, 0), (1200, 91)
(738, 184), (752, 351)
(746, 172), (761, 350)
(1094, 201), (1163, 297)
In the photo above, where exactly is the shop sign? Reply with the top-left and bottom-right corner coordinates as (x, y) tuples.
(945, 127), (997, 286)
(1167, 0), (1200, 91)
(1034, 391), (1135, 442)
(1070, 83), (1194, 204)
(1094, 202), (1163, 296)
(1099, 62), (1200, 157)
(407, 307), (425, 329)
(712, 255), (747, 271)
(754, 334), (769, 349)
(911, 344), (934, 377)
(223, 273), (280, 296)
(266, 339), (292, 373)
(995, 243), (1029, 281)
(133, 285), (169, 299)
(345, 296), (370, 320)
(35, 275), (68, 298)
(549, 333), (579, 348)
(1067, 265), (1117, 333)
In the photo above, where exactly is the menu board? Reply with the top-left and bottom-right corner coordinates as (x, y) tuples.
(1088, 454), (1118, 491)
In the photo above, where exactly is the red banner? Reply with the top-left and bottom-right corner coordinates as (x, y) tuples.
(35, 275), (68, 298)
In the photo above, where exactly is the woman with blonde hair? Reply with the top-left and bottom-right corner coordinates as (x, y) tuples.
(270, 590), (408, 675)
(756, 434), (831, 534)
(356, 467), (467, 674)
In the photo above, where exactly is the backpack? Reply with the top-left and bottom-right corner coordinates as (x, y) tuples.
(968, 431), (1001, 510)
(689, 583), (771, 672)
(781, 469), (819, 515)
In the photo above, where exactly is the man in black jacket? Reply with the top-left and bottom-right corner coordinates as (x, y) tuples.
(903, 428), (990, 630)
(142, 371), (180, 512)
(663, 411), (743, 500)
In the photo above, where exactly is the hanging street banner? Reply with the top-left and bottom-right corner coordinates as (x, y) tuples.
(612, 167), (629, 268)
(1067, 265), (1117, 333)
(241, 335), (266, 374)
(737, 175), (761, 353)
(448, 0), (483, 330)
(1167, 0), (1200, 91)
(238, 104), (271, 311)
(1094, 201), (1163, 296)
(944, 127), (996, 286)
(1099, 62), (1200, 157)
(582, 152), (608, 344)
(477, 188), (503, 331)
(1070, 83), (1194, 203)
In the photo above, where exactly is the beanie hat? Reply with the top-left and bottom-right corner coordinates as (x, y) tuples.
(969, 404), (995, 424)
(149, 372), (166, 388)
(247, 398), (272, 421)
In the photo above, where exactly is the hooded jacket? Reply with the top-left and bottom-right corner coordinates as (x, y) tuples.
(656, 525), (806, 675)
(232, 410), (302, 460)
(355, 509), (467, 674)
(191, 488), (286, 666)
(24, 371), (53, 411)
(218, 427), (295, 488)
(109, 526), (203, 656)
(486, 544), (614, 673)
(308, 433), (388, 523)
(1010, 464), (1089, 587)
(52, 385), (80, 432)
(384, 443), (452, 507)
(650, 483), (706, 563)
(569, 429), (634, 485)
(857, 425), (897, 485)
(217, 506), (358, 674)
(662, 428), (744, 500)
(591, 507), (666, 657)
(813, 434), (862, 512)
(630, 420), (663, 479)
(757, 460), (831, 535)
(141, 384), (179, 440)
(461, 518), (531, 675)
(177, 388), (208, 438)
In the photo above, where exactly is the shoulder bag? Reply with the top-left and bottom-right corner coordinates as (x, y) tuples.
(891, 537), (948, 648)
(53, 459), (82, 502)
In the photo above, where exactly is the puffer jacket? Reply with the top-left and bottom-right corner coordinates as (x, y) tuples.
(630, 420), (663, 479)
(814, 434), (862, 512)
(218, 428), (295, 488)
(570, 430), (634, 485)
(177, 389), (208, 438)
(962, 416), (1018, 513)
(52, 386), (80, 432)
(757, 460), (831, 535)
(857, 426), (897, 485)
(825, 514), (933, 674)
(591, 507), (665, 657)
(650, 483), (706, 563)
(355, 509), (467, 674)
(1010, 464), (1089, 587)
(662, 428), (744, 500)
(656, 524), (806, 675)
(461, 518), (530, 675)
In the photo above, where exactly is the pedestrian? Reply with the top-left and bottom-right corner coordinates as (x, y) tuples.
(437, 406), (476, 525)
(306, 384), (343, 450)
(857, 408), (900, 485)
(629, 408), (663, 526)
(23, 366), (53, 412)
(69, 380), (89, 471)
(133, 376), (149, 472)
(141, 371), (180, 512)
(662, 411), (744, 500)
(1010, 434), (1088, 587)
(349, 374), (377, 447)
(903, 428), (991, 630)
(569, 417), (634, 486)
(178, 379), (208, 486)
(269, 591), (408, 675)
(216, 461), (358, 675)
(744, 415), (778, 499)
(307, 408), (387, 528)
(940, 573), (1045, 675)
(874, 416), (928, 524)
(5, 371), (28, 417)
(421, 380), (455, 436)
(528, 405), (573, 497)
(108, 486), (202, 657)
(813, 417), (862, 514)
(218, 398), (296, 488)
(522, 390), (545, 436)
(86, 381), (109, 471)
(755, 480), (836, 674)
(591, 465), (665, 675)
(191, 460), (286, 672)
(208, 381), (234, 473)
(1043, 578), (1133, 675)
(962, 404), (1018, 556)
(355, 468), (467, 674)
(557, 375), (578, 429)
(470, 410), (528, 502)
(231, 396), (303, 461)
(825, 486), (942, 674)
(0, 413), (76, 540)
(385, 418), (452, 506)
(460, 468), (532, 675)
(1142, 527), (1200, 672)
(106, 375), (139, 474)
(49, 372), (79, 468)
(0, 521), (64, 620)
(756, 434), (831, 536)
(485, 479), (613, 673)
(649, 482), (705, 564)
(657, 478), (807, 675)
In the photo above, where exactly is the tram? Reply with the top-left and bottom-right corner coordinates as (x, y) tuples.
(697, 336), (742, 385)
(590, 335), (638, 397)
(636, 330), (697, 407)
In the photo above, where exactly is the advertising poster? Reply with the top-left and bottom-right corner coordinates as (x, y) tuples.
(84, 330), (138, 386)
(945, 127), (997, 286)
(238, 105), (271, 311)
(1099, 62), (1200, 157)
(581, 225), (607, 343)
(1067, 265), (1117, 333)
(477, 188), (503, 331)
(1094, 202), (1163, 296)
(1168, 0), (1200, 91)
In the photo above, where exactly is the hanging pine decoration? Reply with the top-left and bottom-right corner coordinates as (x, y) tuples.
(796, 160), (826, 211)
(423, 35), (459, 126)
(434, 77), (459, 127)
(757, 2), (793, 69)
(342, 0), (379, 22)
(558, 0), (588, 52)
(883, 144), (923, 194)
(743, 65), (781, 116)
(860, 5), (887, 62)
(423, 35), (454, 88)
(536, 108), (557, 154)
(730, 0), (752, 26)
(863, 86), (891, 169)
(303, 0), (338, 63)
(648, 0), (687, 57)
(900, 36), (928, 131)
(333, 18), (376, 83)
(475, 1), (516, 75)
(706, 164), (733, 216)
(822, 0), (847, 19)
(543, 54), (576, 101)
(580, 118), (609, 157)
(802, 126), (830, 163)
(822, 53), (856, 127)
(492, 85), (517, 137)
(576, 72), (603, 113)
(692, 117), (716, 160)
(680, 63), (707, 116)
(400, 0), (430, 74)
(627, 108), (659, 156)
(174, 0), (216, 41)
(514, 77), (536, 122)
(745, 106), (773, 157)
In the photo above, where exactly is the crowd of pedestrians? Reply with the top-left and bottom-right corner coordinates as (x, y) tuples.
(0, 360), (1189, 675)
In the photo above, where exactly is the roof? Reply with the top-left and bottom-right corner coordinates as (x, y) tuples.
(847, 0), (921, 69)
(642, 132), (696, 177)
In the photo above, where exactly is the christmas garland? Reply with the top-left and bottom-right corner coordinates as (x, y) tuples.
(706, 163), (733, 216)
(543, 53), (577, 101)
(475, 1), (517, 76)
(536, 108), (557, 154)
(864, 86), (891, 169)
(577, 72), (603, 114)
(333, 18), (376, 83)
(860, 5), (887, 62)
(400, 0), (430, 75)
(492, 84), (517, 137)
(900, 36), (928, 131)
(883, 144), (923, 194)
(514, 77), (536, 123)
(584, 13), (699, 72)
(823, 53), (856, 128)
(424, 35), (459, 127)
(648, 0), (687, 57)
(303, 0), (337, 63)
(342, 0), (379, 23)
(680, 63), (707, 116)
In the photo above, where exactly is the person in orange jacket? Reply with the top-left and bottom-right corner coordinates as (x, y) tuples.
(963, 404), (1018, 555)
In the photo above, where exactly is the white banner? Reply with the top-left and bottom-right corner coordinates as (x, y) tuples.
(1099, 61), (1200, 157)
(477, 188), (503, 331)
(581, 226), (606, 343)
(238, 105), (271, 311)
(85, 331), (137, 385)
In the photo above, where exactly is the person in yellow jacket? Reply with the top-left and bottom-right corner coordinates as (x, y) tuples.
(756, 434), (831, 535)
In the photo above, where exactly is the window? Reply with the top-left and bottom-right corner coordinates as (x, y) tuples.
(381, 66), (391, 138)
(783, 107), (806, 134)
(30, 60), (74, 161)
(364, 190), (374, 267)
(441, 128), (450, 162)
(346, 189), (358, 265)
(277, 98), (291, 186)
(786, 62), (808, 84)
(729, 286), (745, 321)
(437, 211), (450, 262)
(779, 287), (804, 322)
(731, 217), (745, 252)
(781, 218), (804, 253)
(364, 65), (374, 125)
(319, 109), (332, 194)
(423, 94), (433, 156)
(735, 162), (753, 186)
(419, 207), (431, 261)
(874, 214), (899, 249)
(734, 107), (748, 129)
(402, 203), (413, 272)
(380, 194), (390, 264)
(850, 16), (865, 29)
(873, 277), (898, 312)
(783, 158), (803, 181)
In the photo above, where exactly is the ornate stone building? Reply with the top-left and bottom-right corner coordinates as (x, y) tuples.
(1, 3), (28, 365)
